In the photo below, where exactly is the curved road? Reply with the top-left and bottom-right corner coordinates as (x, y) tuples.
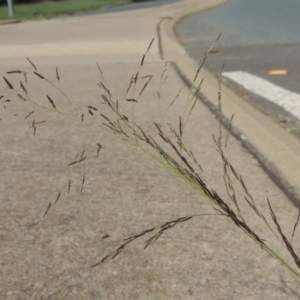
(176, 0), (300, 138)
(74, 0), (182, 17)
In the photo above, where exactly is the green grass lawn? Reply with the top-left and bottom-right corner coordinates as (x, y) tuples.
(0, 0), (133, 20)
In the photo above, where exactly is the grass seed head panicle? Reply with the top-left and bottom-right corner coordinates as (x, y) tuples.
(1, 37), (300, 281)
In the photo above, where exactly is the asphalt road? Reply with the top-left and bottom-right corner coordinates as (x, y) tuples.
(74, 0), (182, 17)
(176, 0), (300, 138)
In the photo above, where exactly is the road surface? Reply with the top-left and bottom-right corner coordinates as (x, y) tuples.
(176, 0), (300, 138)
(74, 0), (182, 17)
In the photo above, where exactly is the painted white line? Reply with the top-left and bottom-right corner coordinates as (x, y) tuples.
(223, 71), (300, 120)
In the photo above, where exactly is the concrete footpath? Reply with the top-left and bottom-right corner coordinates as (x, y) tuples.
(1, 0), (300, 298)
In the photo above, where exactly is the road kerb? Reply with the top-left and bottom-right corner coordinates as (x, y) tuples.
(0, 19), (21, 25)
(160, 1), (300, 205)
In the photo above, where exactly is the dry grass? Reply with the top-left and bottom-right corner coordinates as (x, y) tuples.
(1, 36), (300, 281)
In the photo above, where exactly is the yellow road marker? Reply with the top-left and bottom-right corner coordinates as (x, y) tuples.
(268, 69), (288, 75)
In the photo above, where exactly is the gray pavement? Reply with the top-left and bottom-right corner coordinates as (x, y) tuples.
(1, 0), (300, 299)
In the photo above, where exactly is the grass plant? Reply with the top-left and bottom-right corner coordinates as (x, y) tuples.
(0, 0), (131, 20)
(1, 37), (300, 282)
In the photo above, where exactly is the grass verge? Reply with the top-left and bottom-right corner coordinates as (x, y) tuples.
(0, 0), (132, 20)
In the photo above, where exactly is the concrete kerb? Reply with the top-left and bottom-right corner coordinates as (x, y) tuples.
(0, 19), (21, 25)
(160, 0), (300, 205)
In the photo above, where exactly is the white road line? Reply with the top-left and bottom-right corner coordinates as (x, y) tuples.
(223, 71), (300, 120)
